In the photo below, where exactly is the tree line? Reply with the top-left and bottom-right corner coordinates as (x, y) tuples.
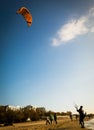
(0, 105), (72, 126)
(0, 105), (45, 125)
(0, 105), (94, 126)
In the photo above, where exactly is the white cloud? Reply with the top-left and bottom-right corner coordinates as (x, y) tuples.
(52, 7), (94, 46)
(58, 17), (88, 41)
(89, 7), (94, 17)
(91, 27), (94, 32)
(52, 38), (60, 46)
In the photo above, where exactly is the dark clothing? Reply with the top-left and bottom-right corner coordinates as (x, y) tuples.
(77, 106), (86, 128)
(54, 113), (57, 124)
(69, 114), (73, 121)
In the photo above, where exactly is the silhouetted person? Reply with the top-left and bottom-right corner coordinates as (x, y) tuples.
(75, 114), (78, 120)
(75, 106), (86, 128)
(54, 113), (57, 124)
(69, 114), (73, 121)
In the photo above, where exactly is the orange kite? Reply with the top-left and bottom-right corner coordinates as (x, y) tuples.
(17, 7), (32, 26)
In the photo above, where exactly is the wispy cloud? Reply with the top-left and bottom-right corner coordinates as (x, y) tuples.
(91, 27), (94, 32)
(52, 7), (94, 46)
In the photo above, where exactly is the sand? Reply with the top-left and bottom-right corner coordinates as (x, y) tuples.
(0, 118), (90, 130)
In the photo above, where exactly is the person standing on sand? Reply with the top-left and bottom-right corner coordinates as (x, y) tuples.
(54, 113), (57, 124)
(75, 105), (86, 128)
(69, 114), (73, 121)
(49, 114), (54, 124)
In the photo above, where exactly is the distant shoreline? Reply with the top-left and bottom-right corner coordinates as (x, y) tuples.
(85, 118), (94, 130)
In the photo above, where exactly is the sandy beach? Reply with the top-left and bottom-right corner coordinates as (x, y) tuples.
(0, 118), (90, 130)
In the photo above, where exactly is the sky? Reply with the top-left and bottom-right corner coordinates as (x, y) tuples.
(0, 0), (94, 114)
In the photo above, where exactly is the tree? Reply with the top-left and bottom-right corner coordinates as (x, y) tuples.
(4, 109), (14, 126)
(0, 106), (6, 124)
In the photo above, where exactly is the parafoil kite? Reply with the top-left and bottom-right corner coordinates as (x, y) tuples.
(17, 7), (32, 26)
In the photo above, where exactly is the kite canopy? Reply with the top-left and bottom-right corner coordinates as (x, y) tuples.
(17, 7), (32, 26)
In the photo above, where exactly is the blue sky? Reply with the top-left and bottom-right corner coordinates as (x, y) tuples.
(1, 0), (94, 113)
